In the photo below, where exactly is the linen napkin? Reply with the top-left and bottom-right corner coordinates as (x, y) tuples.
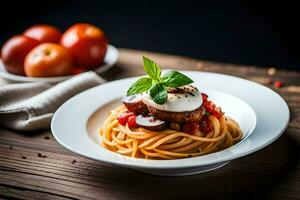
(0, 72), (105, 131)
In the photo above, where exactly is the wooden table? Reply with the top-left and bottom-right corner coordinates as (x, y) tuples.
(0, 49), (299, 199)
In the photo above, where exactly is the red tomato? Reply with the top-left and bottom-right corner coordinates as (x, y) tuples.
(203, 100), (222, 119)
(274, 81), (283, 88)
(1, 35), (40, 75)
(212, 109), (222, 119)
(201, 93), (208, 102)
(127, 115), (137, 128)
(24, 25), (62, 43)
(60, 23), (107, 69)
(70, 67), (87, 75)
(24, 43), (72, 77)
(117, 112), (135, 126)
(204, 100), (215, 113)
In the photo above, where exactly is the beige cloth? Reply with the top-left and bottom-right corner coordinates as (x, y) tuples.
(0, 72), (105, 131)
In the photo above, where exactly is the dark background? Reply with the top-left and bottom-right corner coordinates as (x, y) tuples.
(0, 0), (299, 70)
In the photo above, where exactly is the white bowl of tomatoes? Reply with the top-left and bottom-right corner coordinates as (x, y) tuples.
(0, 23), (118, 83)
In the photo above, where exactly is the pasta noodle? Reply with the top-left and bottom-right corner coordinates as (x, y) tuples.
(99, 105), (243, 159)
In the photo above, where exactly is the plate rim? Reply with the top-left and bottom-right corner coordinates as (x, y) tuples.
(51, 71), (290, 169)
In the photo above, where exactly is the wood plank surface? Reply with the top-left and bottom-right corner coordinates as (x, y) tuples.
(0, 48), (299, 200)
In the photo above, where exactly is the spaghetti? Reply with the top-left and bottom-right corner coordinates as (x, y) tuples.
(99, 105), (243, 159)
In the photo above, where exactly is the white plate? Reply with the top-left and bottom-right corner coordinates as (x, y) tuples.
(51, 71), (289, 176)
(0, 44), (118, 83)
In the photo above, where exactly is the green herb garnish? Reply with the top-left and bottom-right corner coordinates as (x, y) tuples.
(127, 56), (194, 104)
(127, 77), (152, 95)
(149, 83), (168, 105)
(205, 111), (211, 116)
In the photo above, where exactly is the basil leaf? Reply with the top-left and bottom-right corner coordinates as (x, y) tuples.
(127, 77), (153, 95)
(143, 56), (161, 81)
(149, 83), (167, 105)
(162, 71), (193, 87)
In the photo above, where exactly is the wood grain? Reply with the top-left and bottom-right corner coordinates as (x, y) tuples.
(0, 48), (299, 199)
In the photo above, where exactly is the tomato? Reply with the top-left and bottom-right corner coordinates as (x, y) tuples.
(274, 81), (283, 88)
(199, 116), (213, 134)
(127, 115), (137, 128)
(201, 93), (208, 102)
(117, 112), (135, 126)
(70, 66), (87, 75)
(1, 35), (40, 75)
(212, 108), (222, 119)
(24, 25), (62, 43)
(24, 43), (72, 77)
(204, 100), (215, 113)
(60, 23), (107, 69)
(203, 100), (222, 119)
(202, 93), (223, 120)
(183, 121), (198, 134)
